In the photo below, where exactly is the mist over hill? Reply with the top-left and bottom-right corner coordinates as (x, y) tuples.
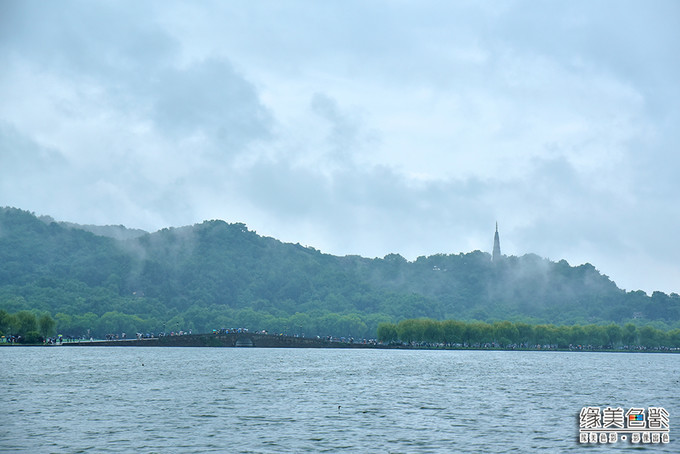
(0, 207), (678, 338)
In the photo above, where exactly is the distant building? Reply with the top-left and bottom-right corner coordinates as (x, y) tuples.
(492, 222), (502, 262)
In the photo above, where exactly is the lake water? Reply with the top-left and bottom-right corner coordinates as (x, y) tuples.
(1, 347), (678, 453)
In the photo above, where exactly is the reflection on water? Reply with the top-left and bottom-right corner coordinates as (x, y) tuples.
(1, 347), (677, 452)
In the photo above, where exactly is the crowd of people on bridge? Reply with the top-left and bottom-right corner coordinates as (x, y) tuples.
(212, 328), (252, 335)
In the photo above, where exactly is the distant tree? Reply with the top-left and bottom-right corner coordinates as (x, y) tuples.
(583, 324), (606, 347)
(566, 325), (582, 346)
(0, 309), (11, 335)
(397, 319), (426, 343)
(622, 323), (637, 346)
(668, 329), (680, 348)
(604, 323), (622, 348)
(493, 321), (519, 346)
(466, 321), (493, 345)
(38, 313), (56, 338)
(442, 320), (465, 344)
(514, 322), (534, 344)
(647, 291), (671, 320)
(71, 312), (99, 337)
(377, 322), (398, 343)
(422, 319), (444, 343)
(533, 325), (551, 345)
(22, 331), (42, 344)
(363, 313), (394, 339)
(337, 314), (368, 338)
(287, 312), (314, 336)
(16, 311), (37, 335)
(655, 329), (669, 348)
(553, 325), (571, 348)
(55, 312), (73, 334)
(638, 326), (659, 348)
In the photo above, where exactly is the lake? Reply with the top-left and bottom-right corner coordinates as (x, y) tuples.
(1, 347), (678, 452)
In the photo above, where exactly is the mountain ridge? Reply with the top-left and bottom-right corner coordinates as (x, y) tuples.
(1, 206), (678, 338)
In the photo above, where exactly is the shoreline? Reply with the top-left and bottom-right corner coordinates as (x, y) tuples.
(2, 332), (677, 353)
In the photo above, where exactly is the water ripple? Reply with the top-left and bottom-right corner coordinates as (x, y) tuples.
(0, 348), (677, 452)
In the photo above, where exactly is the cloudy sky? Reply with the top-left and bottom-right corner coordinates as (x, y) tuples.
(1, 1), (678, 294)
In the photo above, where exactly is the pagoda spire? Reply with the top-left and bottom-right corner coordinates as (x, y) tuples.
(492, 222), (501, 262)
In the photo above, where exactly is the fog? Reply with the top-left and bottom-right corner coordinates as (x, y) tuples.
(1, 0), (679, 294)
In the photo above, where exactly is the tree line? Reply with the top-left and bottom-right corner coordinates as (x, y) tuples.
(3, 308), (680, 351)
(377, 318), (680, 350)
(0, 309), (56, 343)
(0, 308), (382, 341)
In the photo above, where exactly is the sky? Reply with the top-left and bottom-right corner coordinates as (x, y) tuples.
(1, 0), (679, 295)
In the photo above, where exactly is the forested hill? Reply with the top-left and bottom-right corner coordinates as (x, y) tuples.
(0, 207), (678, 338)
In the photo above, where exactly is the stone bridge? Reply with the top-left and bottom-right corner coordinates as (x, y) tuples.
(63, 332), (381, 348)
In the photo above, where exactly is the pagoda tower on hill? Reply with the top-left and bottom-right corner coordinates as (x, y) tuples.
(492, 222), (502, 262)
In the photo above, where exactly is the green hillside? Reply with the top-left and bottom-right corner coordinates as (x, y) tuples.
(0, 207), (678, 338)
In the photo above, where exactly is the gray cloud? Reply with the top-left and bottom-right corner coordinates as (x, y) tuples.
(151, 59), (273, 148)
(0, 0), (678, 294)
(0, 1), (177, 78)
(0, 123), (71, 207)
(310, 93), (361, 165)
